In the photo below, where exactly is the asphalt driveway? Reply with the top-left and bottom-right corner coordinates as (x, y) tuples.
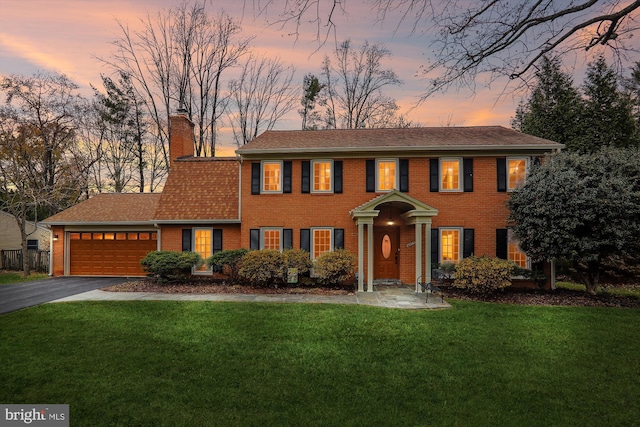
(0, 277), (129, 314)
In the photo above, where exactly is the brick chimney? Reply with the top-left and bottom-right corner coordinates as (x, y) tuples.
(169, 109), (195, 167)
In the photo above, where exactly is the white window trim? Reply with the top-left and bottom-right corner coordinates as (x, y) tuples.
(506, 157), (529, 192)
(376, 158), (399, 192)
(439, 157), (463, 192)
(311, 159), (334, 193)
(192, 227), (213, 274)
(261, 227), (283, 251)
(261, 160), (283, 194)
(311, 227), (334, 260)
(440, 227), (462, 264)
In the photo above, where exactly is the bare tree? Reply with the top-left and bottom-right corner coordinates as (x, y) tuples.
(251, 0), (640, 98)
(0, 72), (95, 274)
(100, 1), (252, 160)
(228, 55), (298, 145)
(320, 39), (403, 129)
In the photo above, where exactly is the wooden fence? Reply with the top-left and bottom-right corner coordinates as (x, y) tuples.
(1, 249), (50, 273)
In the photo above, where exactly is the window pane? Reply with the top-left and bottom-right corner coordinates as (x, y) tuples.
(441, 229), (460, 262)
(313, 161), (332, 191)
(104, 233), (115, 240)
(81, 233), (92, 240)
(194, 229), (212, 271)
(70, 233), (80, 240)
(378, 161), (396, 191)
(441, 160), (460, 190)
(116, 233), (126, 240)
(263, 162), (281, 192)
(313, 229), (332, 259)
(139, 233), (150, 240)
(128, 233), (138, 240)
(92, 233), (103, 240)
(263, 229), (281, 250)
(508, 230), (527, 268)
(508, 159), (527, 189)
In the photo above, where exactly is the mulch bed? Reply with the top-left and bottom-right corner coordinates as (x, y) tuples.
(104, 278), (640, 308)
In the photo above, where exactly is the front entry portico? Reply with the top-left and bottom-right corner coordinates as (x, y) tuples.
(350, 190), (439, 292)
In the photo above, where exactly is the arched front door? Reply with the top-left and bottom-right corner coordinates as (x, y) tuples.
(374, 226), (399, 279)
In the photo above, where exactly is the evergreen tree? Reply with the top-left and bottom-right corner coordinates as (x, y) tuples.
(511, 56), (582, 150)
(622, 61), (640, 132)
(299, 74), (325, 130)
(580, 55), (639, 152)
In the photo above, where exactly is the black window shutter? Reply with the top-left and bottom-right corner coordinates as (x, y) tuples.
(366, 159), (375, 192)
(301, 161), (310, 193)
(283, 161), (292, 193)
(300, 229), (311, 253)
(496, 229), (508, 259)
(250, 229), (260, 250)
(182, 229), (192, 252)
(334, 161), (343, 194)
(399, 159), (409, 192)
(532, 156), (541, 167)
(430, 159), (439, 192)
(283, 229), (293, 250)
(463, 229), (474, 258)
(497, 158), (507, 192)
(213, 229), (223, 254)
(251, 163), (260, 195)
(431, 228), (439, 265)
(463, 158), (474, 192)
(334, 228), (344, 249)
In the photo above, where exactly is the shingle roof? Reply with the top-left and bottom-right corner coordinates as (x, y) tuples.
(153, 157), (239, 222)
(43, 193), (162, 225)
(236, 126), (563, 155)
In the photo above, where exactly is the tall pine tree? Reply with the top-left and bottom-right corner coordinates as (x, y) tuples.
(580, 55), (639, 152)
(512, 56), (582, 151)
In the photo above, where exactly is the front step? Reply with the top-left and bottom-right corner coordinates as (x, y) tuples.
(373, 279), (403, 286)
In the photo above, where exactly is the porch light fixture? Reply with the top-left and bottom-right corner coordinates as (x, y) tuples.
(53, 234), (59, 241)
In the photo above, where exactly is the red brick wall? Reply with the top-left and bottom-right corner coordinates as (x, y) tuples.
(51, 226), (65, 276)
(240, 157), (513, 284)
(160, 224), (241, 252)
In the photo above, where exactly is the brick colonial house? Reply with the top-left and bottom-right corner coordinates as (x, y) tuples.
(44, 112), (563, 291)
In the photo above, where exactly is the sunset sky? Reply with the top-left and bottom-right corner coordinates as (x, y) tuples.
(0, 0), (611, 153)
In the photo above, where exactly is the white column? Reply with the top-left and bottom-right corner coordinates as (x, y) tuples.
(415, 222), (423, 293)
(424, 219), (432, 285)
(357, 222), (364, 292)
(367, 222), (374, 292)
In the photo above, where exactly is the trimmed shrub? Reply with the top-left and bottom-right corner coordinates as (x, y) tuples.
(453, 256), (514, 294)
(140, 251), (202, 283)
(314, 249), (356, 286)
(238, 249), (285, 287)
(207, 248), (248, 281)
(282, 249), (313, 277)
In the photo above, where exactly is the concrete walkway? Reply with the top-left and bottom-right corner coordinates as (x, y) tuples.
(51, 285), (451, 310)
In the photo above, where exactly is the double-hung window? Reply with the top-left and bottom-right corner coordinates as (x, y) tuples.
(507, 158), (528, 191)
(313, 160), (333, 192)
(440, 228), (462, 263)
(377, 159), (397, 191)
(508, 229), (529, 268)
(312, 228), (332, 259)
(262, 161), (282, 193)
(262, 228), (282, 251)
(194, 228), (212, 272)
(440, 158), (462, 191)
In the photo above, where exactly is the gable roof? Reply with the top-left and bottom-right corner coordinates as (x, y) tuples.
(153, 157), (239, 223)
(236, 126), (563, 156)
(43, 193), (162, 225)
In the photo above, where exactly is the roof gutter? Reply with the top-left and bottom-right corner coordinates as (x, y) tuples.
(236, 143), (565, 156)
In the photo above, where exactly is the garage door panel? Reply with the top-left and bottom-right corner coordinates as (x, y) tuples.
(70, 231), (156, 276)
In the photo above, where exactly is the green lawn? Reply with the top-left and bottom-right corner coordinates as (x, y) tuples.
(0, 271), (49, 285)
(1, 300), (638, 426)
